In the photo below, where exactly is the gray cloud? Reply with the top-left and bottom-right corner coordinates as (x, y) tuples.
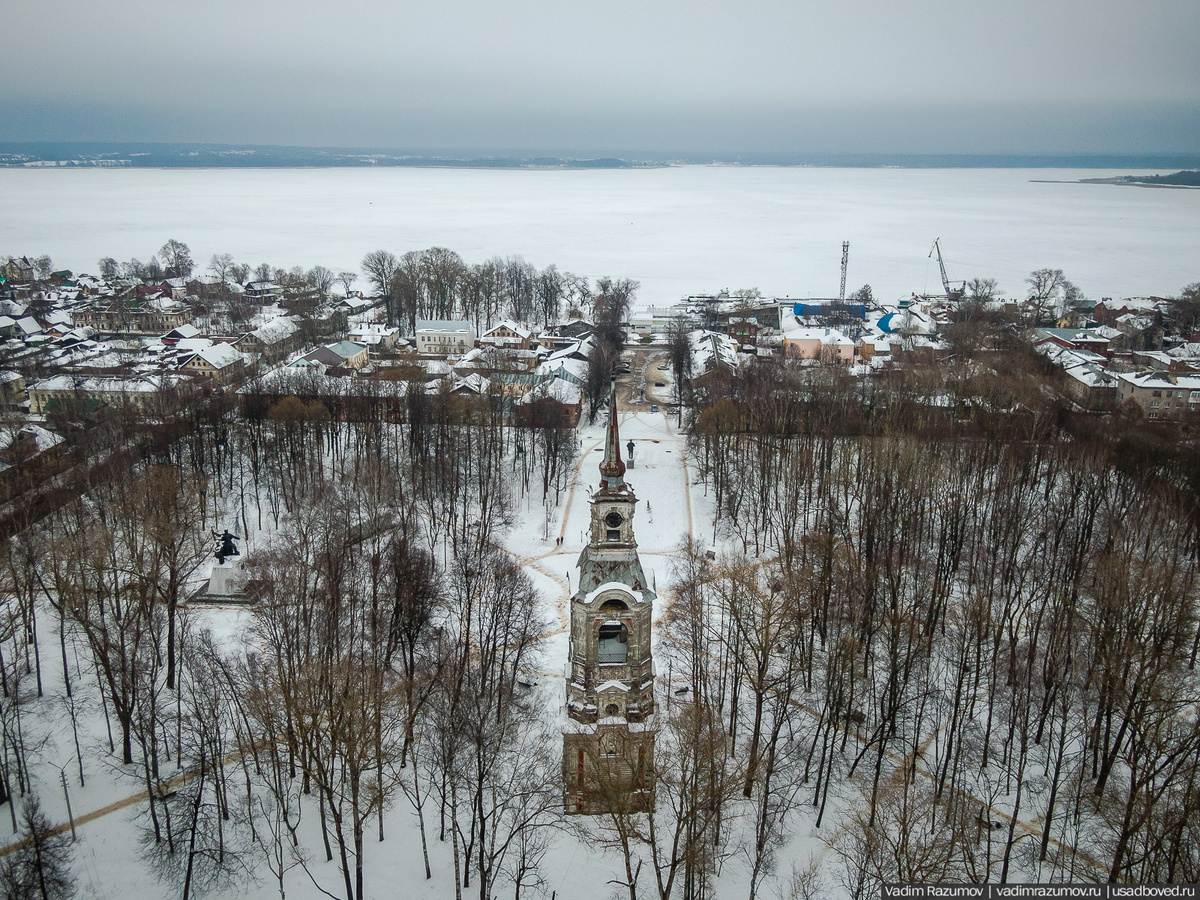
(3, 0), (1198, 152)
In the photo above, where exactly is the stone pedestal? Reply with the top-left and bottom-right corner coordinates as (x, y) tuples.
(200, 559), (248, 601)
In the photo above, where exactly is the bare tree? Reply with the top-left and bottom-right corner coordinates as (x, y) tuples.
(159, 239), (195, 279)
(307, 265), (335, 297)
(209, 253), (235, 283)
(965, 276), (999, 302)
(362, 250), (400, 324)
(0, 795), (76, 899)
(1025, 268), (1068, 324)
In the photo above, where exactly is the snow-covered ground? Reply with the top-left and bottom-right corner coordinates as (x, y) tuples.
(0, 385), (765, 900)
(1, 362), (1089, 899)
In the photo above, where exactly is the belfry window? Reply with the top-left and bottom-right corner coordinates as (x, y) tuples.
(598, 622), (628, 663)
(605, 510), (624, 543)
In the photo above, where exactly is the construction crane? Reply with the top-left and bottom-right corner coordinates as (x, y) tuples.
(839, 241), (849, 301)
(929, 238), (965, 300)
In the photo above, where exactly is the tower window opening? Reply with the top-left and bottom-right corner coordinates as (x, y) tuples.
(598, 622), (628, 663)
(607, 529), (621, 542)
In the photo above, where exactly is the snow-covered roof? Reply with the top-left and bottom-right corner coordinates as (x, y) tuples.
(1036, 343), (1106, 366)
(185, 343), (243, 370)
(780, 323), (856, 345)
(1101, 296), (1165, 312)
(450, 373), (491, 395)
(1116, 371), (1200, 391)
(690, 330), (739, 372)
(483, 320), (532, 339)
(347, 322), (398, 341)
(1167, 343), (1200, 359)
(1061, 363), (1117, 389)
(249, 317), (298, 344)
(1033, 327), (1111, 345)
(0, 426), (64, 472)
(31, 373), (184, 393)
(582, 582), (644, 606)
(416, 319), (473, 334)
(1115, 313), (1155, 329)
(537, 357), (587, 385)
(15, 316), (42, 336)
(165, 323), (202, 340)
(515, 377), (582, 406)
(326, 340), (367, 360)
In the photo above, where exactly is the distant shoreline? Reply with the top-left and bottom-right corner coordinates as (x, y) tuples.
(1032, 179), (1200, 189)
(3, 143), (1200, 171)
(1031, 170), (1200, 189)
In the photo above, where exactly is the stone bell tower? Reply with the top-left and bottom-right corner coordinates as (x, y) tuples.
(563, 379), (655, 814)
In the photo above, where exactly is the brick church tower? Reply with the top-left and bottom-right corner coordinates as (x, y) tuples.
(563, 379), (655, 814)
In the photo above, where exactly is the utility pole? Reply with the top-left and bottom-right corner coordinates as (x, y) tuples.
(839, 241), (850, 301)
(60, 769), (76, 841)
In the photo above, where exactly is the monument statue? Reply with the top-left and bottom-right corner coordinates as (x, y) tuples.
(212, 530), (240, 565)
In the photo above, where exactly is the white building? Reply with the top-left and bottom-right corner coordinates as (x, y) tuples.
(415, 319), (475, 356)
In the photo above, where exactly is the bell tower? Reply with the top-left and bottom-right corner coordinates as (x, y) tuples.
(563, 379), (655, 814)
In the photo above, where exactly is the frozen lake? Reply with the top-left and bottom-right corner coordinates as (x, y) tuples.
(2, 165), (1197, 305)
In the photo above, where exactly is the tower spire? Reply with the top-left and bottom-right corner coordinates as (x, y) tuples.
(599, 377), (625, 491)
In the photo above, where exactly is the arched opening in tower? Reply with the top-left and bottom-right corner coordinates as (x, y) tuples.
(598, 621), (628, 663)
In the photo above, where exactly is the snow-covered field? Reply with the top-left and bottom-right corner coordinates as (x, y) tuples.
(2, 166), (1198, 306)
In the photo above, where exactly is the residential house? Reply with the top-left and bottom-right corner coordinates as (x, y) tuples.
(1036, 344), (1118, 410)
(238, 318), (301, 362)
(72, 297), (191, 334)
(1094, 297), (1166, 326)
(781, 324), (856, 363)
(28, 373), (196, 416)
(296, 341), (369, 371)
(245, 281), (282, 301)
(727, 318), (759, 349)
(1114, 371), (1200, 420)
(347, 322), (400, 350)
(480, 321), (532, 350)
(0, 371), (25, 407)
(325, 340), (369, 369)
(1032, 327), (1112, 357)
(690, 330), (739, 376)
(179, 343), (247, 384)
(14, 317), (42, 339)
(1, 258), (35, 284)
(162, 324), (202, 344)
(514, 376), (583, 427)
(338, 295), (379, 317)
(415, 319), (475, 356)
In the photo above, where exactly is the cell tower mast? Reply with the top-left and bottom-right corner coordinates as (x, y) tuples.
(839, 241), (849, 301)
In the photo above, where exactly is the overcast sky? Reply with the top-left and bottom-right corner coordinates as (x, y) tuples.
(2, 0), (1198, 154)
